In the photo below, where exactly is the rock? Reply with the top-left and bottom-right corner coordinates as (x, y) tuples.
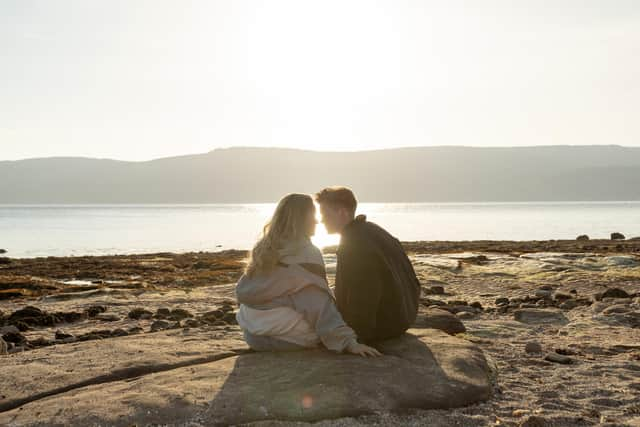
(111, 328), (129, 337)
(0, 337), (7, 355)
(86, 305), (107, 317)
(150, 320), (171, 332)
(0, 329), (492, 425)
(495, 297), (509, 306)
(544, 352), (573, 364)
(611, 232), (625, 240)
(470, 301), (483, 310)
(513, 309), (569, 325)
(221, 312), (238, 325)
(553, 292), (573, 302)
(576, 235), (589, 241)
(602, 288), (631, 299)
(520, 415), (553, 427)
(182, 319), (201, 328)
(128, 326), (144, 334)
(154, 307), (171, 318)
(200, 309), (225, 323)
(456, 312), (475, 320)
(169, 308), (193, 320)
(128, 308), (153, 320)
(413, 308), (466, 335)
(534, 289), (552, 298)
(0, 257), (10, 265)
(0, 325), (20, 335)
(29, 337), (52, 347)
(94, 313), (120, 322)
(2, 331), (27, 345)
(559, 300), (580, 310)
(424, 286), (445, 295)
(606, 256), (638, 267)
(525, 342), (543, 354)
(55, 330), (74, 340)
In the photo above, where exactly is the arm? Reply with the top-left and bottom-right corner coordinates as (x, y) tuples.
(336, 244), (383, 344)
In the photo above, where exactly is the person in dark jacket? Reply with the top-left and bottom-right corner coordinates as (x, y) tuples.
(315, 187), (421, 343)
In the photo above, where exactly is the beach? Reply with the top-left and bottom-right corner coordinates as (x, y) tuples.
(1, 239), (640, 426)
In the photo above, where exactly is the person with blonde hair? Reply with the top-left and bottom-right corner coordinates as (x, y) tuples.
(235, 193), (381, 357)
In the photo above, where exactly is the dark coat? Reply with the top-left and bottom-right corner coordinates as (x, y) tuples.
(334, 215), (421, 343)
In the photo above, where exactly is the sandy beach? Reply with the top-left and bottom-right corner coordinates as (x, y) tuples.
(1, 239), (639, 426)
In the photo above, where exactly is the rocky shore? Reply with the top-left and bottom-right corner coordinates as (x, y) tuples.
(1, 240), (640, 426)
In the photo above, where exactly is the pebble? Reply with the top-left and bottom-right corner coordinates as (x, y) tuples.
(425, 286), (445, 295)
(150, 320), (171, 332)
(128, 308), (153, 320)
(495, 297), (509, 306)
(86, 305), (107, 317)
(0, 325), (20, 335)
(169, 308), (193, 320)
(155, 308), (171, 318)
(601, 288), (631, 299)
(55, 330), (74, 340)
(456, 312), (475, 320)
(94, 313), (121, 322)
(544, 352), (573, 364)
(128, 326), (144, 334)
(525, 342), (543, 354)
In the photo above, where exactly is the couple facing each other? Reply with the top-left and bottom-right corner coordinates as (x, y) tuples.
(235, 187), (421, 357)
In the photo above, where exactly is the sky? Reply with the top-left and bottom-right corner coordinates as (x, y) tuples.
(1, 0), (640, 161)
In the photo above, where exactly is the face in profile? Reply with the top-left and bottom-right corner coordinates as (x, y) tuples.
(319, 203), (342, 234)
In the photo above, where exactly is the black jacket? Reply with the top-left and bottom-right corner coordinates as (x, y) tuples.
(334, 215), (420, 343)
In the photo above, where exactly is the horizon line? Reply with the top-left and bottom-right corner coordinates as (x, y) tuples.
(0, 143), (636, 163)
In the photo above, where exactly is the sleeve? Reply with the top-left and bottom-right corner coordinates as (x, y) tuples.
(289, 286), (357, 352)
(337, 243), (383, 344)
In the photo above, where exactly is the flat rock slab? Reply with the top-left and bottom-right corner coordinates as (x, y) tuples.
(513, 308), (569, 325)
(414, 308), (467, 335)
(0, 328), (248, 413)
(0, 329), (492, 426)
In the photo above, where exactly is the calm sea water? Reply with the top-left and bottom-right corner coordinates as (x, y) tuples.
(1, 202), (639, 258)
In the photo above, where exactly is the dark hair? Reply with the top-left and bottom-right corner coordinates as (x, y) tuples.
(315, 186), (357, 214)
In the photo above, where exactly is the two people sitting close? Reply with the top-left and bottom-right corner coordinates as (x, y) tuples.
(235, 187), (421, 357)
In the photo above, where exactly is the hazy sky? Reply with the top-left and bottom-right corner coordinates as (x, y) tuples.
(2, 0), (640, 161)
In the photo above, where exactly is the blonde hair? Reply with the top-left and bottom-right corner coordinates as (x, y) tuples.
(245, 193), (315, 277)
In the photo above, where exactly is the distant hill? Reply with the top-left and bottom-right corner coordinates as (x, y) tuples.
(1, 146), (639, 203)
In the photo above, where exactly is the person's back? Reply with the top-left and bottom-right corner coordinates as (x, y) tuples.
(316, 187), (421, 343)
(335, 215), (420, 343)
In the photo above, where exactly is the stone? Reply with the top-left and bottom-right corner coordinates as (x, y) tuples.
(544, 352), (573, 364)
(2, 331), (27, 345)
(0, 325), (20, 335)
(128, 326), (144, 334)
(559, 300), (579, 310)
(424, 285), (445, 295)
(601, 288), (631, 299)
(513, 309), (569, 325)
(0, 337), (7, 355)
(169, 308), (193, 320)
(94, 313), (120, 322)
(150, 320), (171, 332)
(611, 232), (625, 240)
(553, 292), (573, 302)
(576, 235), (589, 241)
(470, 301), (483, 310)
(520, 415), (553, 427)
(55, 330), (74, 340)
(413, 308), (466, 335)
(182, 319), (201, 328)
(154, 307), (171, 318)
(606, 256), (638, 267)
(86, 305), (107, 317)
(0, 329), (492, 425)
(534, 289), (552, 298)
(456, 312), (475, 320)
(111, 328), (129, 337)
(495, 297), (510, 306)
(128, 307), (153, 320)
(525, 342), (543, 354)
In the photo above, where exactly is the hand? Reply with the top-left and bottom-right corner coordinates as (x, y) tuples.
(345, 341), (382, 357)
